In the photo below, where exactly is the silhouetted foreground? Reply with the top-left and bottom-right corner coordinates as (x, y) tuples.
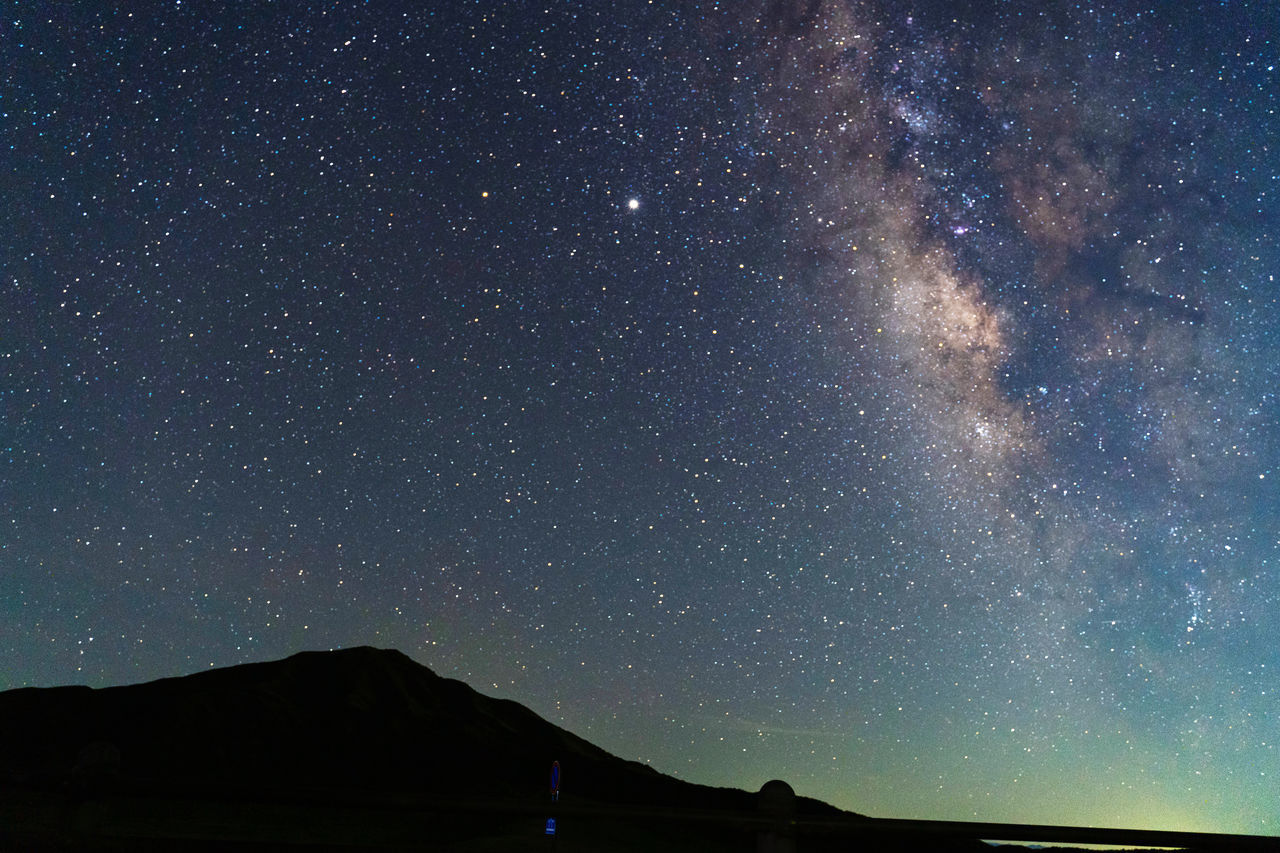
(0, 647), (1275, 851)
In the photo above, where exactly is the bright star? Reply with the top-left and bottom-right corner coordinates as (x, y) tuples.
(627, 198), (639, 210)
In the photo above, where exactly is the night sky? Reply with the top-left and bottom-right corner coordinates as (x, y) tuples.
(5, 0), (1279, 834)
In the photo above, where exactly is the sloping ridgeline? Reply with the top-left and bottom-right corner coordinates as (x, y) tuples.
(1, 647), (961, 851)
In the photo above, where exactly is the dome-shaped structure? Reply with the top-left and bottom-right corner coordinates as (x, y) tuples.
(757, 779), (796, 817)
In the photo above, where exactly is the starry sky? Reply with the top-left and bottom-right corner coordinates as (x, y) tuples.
(4, 0), (1279, 835)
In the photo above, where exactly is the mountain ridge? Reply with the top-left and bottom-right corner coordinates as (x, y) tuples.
(0, 647), (1009, 851)
(0, 647), (837, 811)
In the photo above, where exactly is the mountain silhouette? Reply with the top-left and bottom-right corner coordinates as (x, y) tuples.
(0, 647), (987, 851)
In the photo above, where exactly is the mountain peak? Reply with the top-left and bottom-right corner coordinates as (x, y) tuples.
(2, 650), (1003, 851)
(0, 647), (713, 805)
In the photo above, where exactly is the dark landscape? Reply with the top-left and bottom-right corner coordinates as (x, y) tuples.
(0, 647), (1273, 852)
(0, 646), (916, 851)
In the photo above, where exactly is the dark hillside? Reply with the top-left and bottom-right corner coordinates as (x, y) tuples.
(1, 647), (772, 808)
(3, 647), (946, 851)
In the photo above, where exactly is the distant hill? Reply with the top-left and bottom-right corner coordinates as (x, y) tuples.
(0, 646), (746, 804)
(0, 647), (986, 851)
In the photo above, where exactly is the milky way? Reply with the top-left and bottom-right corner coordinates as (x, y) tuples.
(4, 0), (1277, 834)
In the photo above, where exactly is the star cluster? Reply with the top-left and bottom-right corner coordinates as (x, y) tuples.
(4, 0), (1278, 834)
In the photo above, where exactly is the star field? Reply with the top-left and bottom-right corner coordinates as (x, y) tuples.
(4, 0), (1279, 834)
